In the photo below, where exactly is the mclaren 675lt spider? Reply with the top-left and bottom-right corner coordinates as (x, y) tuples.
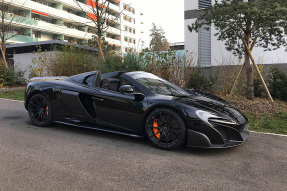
(24, 71), (249, 150)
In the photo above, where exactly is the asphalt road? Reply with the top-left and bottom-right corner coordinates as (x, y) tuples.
(0, 99), (286, 191)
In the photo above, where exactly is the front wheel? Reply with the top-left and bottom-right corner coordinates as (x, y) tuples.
(145, 108), (187, 150)
(28, 94), (53, 127)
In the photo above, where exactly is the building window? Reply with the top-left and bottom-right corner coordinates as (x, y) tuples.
(199, 0), (211, 9)
(123, 15), (135, 24)
(33, 31), (41, 38)
(123, 3), (135, 14)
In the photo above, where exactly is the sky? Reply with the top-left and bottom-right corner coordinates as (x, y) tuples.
(127, 0), (185, 47)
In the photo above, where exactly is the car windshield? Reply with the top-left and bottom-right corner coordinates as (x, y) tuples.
(130, 72), (190, 97)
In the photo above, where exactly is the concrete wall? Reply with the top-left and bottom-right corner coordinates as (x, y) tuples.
(13, 51), (57, 80)
(198, 63), (287, 94)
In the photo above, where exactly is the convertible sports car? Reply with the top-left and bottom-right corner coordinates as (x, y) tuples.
(24, 71), (249, 150)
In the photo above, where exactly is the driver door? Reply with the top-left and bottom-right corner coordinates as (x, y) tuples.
(92, 79), (147, 134)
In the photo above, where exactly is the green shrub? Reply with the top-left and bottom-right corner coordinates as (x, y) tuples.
(253, 76), (264, 97)
(269, 68), (287, 101)
(0, 65), (26, 87)
(253, 64), (268, 98)
(14, 71), (27, 85)
(186, 67), (217, 92)
(97, 54), (124, 73)
(124, 53), (142, 72)
(31, 45), (97, 77)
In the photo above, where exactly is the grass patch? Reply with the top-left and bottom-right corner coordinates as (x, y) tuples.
(245, 112), (287, 135)
(0, 89), (25, 101)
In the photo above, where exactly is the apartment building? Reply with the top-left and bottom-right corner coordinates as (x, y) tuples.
(185, 0), (287, 66)
(3, 0), (144, 53)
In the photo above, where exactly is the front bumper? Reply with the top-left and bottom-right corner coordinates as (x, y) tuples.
(186, 125), (249, 148)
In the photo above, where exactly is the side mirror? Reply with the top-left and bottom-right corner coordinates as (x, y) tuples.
(119, 85), (134, 93)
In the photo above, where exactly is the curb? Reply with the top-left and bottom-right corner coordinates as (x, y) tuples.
(0, 98), (24, 103)
(250, 131), (287, 137)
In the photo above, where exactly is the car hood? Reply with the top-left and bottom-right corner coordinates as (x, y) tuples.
(174, 91), (247, 124)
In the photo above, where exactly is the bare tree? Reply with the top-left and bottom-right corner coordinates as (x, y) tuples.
(0, 0), (26, 68)
(75, 0), (123, 61)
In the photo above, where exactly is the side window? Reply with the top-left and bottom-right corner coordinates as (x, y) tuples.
(121, 78), (132, 86)
(84, 75), (95, 86)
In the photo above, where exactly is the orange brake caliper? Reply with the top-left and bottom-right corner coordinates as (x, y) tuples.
(46, 106), (49, 116)
(152, 120), (160, 140)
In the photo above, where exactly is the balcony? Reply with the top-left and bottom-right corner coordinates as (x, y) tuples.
(105, 37), (121, 47)
(36, 20), (93, 39)
(8, 34), (38, 43)
(4, 12), (93, 39)
(106, 27), (120, 35)
(8, 0), (89, 25)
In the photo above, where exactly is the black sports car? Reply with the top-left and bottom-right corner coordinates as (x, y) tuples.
(24, 71), (249, 150)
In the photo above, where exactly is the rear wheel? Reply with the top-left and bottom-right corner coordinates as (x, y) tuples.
(145, 108), (186, 150)
(28, 94), (53, 127)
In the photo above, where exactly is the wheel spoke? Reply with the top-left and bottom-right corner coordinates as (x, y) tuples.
(31, 98), (47, 123)
(164, 133), (169, 147)
(166, 114), (173, 123)
(157, 115), (164, 125)
(168, 127), (180, 132)
(154, 130), (163, 135)
(35, 98), (42, 107)
(168, 131), (177, 141)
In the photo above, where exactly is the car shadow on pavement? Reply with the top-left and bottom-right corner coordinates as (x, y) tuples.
(38, 122), (242, 156)
(21, 116), (245, 156)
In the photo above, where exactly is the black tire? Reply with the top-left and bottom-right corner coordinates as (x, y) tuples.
(28, 94), (53, 127)
(145, 108), (186, 150)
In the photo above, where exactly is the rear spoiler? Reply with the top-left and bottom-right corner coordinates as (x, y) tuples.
(29, 76), (68, 82)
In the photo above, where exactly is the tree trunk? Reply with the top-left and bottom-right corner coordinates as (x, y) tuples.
(0, 43), (8, 68)
(244, 35), (254, 100)
(97, 37), (105, 61)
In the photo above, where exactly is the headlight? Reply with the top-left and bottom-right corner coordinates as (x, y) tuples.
(196, 110), (237, 126)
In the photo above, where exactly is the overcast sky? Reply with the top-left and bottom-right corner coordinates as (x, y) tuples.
(127, 0), (185, 47)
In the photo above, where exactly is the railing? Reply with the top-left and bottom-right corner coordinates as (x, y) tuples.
(3, 12), (37, 25)
(4, 12), (93, 39)
(106, 27), (120, 35)
(105, 36), (121, 46)
(7, 0), (90, 25)
(36, 20), (93, 38)
(8, 33), (38, 43)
